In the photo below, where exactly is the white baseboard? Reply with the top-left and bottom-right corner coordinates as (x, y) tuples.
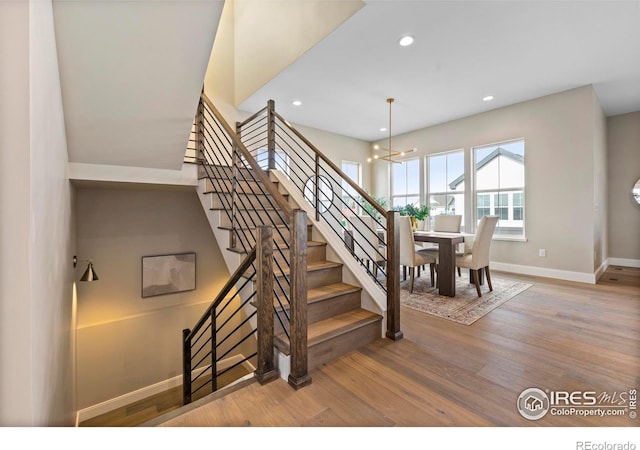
(595, 259), (610, 281)
(75, 354), (254, 424)
(608, 257), (640, 268)
(490, 261), (596, 284)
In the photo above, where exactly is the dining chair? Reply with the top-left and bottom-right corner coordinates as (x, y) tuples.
(350, 215), (384, 276)
(399, 216), (436, 292)
(455, 215), (499, 297)
(418, 214), (462, 262)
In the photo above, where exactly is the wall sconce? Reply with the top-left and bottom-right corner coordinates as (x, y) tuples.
(73, 256), (99, 282)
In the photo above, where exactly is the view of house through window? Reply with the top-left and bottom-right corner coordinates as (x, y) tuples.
(391, 158), (419, 207)
(427, 149), (465, 231)
(473, 139), (525, 237)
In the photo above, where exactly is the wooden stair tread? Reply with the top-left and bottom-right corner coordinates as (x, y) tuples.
(217, 222), (312, 232)
(274, 260), (342, 277)
(271, 282), (362, 311)
(307, 282), (362, 304)
(227, 241), (326, 254)
(275, 309), (382, 355)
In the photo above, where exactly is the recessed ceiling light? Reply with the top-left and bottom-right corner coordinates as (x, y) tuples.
(399, 35), (414, 47)
(292, 100), (302, 106)
(380, 127), (387, 132)
(483, 95), (494, 102)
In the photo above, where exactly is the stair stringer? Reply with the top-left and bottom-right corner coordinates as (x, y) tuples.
(269, 170), (388, 337)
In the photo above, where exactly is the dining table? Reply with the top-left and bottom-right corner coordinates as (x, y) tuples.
(413, 230), (472, 297)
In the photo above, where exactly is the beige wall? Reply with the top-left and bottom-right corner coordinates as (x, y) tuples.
(293, 123), (372, 190)
(592, 93), (608, 272)
(233, 0), (364, 105)
(0, 0), (32, 426)
(607, 112), (640, 262)
(75, 187), (239, 410)
(372, 86), (601, 278)
(204, 0), (372, 183)
(1, 0), (76, 426)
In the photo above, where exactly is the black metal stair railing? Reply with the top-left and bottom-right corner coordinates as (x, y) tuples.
(182, 93), (311, 395)
(182, 226), (279, 405)
(236, 101), (402, 340)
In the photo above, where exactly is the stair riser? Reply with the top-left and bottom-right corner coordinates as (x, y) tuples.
(219, 209), (287, 228)
(307, 319), (381, 371)
(272, 244), (326, 268)
(210, 192), (289, 211)
(275, 265), (342, 290)
(308, 291), (361, 324)
(276, 290), (361, 327)
(234, 224), (313, 248)
(199, 164), (255, 180)
(204, 178), (275, 195)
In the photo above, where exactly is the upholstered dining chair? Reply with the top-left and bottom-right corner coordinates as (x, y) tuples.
(351, 216), (384, 276)
(418, 214), (462, 257)
(455, 215), (499, 297)
(399, 216), (436, 292)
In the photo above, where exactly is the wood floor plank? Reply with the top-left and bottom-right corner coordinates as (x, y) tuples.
(146, 267), (640, 427)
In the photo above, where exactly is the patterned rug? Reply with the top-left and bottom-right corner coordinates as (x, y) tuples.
(400, 272), (532, 325)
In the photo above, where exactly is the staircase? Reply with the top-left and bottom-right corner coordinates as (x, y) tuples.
(198, 163), (383, 373)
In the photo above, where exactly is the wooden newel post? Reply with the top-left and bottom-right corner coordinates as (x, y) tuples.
(288, 210), (312, 389)
(267, 100), (276, 171)
(256, 226), (279, 384)
(182, 328), (192, 405)
(385, 210), (403, 340)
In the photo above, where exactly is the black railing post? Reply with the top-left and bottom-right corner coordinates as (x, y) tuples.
(182, 328), (192, 405)
(385, 210), (403, 340)
(267, 100), (276, 170)
(231, 121), (241, 250)
(314, 154), (320, 222)
(256, 226), (279, 384)
(211, 309), (218, 392)
(288, 210), (312, 389)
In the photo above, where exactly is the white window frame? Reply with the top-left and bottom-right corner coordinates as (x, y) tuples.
(391, 157), (420, 208)
(425, 148), (466, 230)
(472, 138), (526, 240)
(341, 160), (362, 215)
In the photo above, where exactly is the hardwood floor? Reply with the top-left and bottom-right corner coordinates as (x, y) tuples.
(152, 266), (639, 427)
(79, 364), (253, 427)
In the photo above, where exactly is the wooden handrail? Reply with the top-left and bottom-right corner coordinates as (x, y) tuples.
(271, 110), (387, 218)
(237, 105), (268, 129)
(201, 93), (293, 216)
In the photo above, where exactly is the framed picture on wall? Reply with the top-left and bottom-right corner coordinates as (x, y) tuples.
(141, 252), (196, 298)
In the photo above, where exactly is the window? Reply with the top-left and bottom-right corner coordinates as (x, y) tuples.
(473, 139), (525, 238)
(341, 160), (362, 216)
(427, 150), (465, 231)
(255, 148), (289, 176)
(341, 161), (361, 211)
(391, 158), (419, 208)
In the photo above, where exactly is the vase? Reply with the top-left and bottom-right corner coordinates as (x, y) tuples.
(410, 216), (418, 232)
(417, 219), (426, 231)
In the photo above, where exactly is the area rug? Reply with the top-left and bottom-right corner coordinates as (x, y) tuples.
(400, 273), (532, 325)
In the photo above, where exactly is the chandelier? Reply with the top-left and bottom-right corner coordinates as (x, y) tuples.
(368, 98), (416, 164)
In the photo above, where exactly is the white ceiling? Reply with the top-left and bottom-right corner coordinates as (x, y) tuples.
(54, 0), (224, 169)
(238, 0), (640, 142)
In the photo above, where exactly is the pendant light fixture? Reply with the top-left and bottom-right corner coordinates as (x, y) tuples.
(368, 98), (416, 164)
